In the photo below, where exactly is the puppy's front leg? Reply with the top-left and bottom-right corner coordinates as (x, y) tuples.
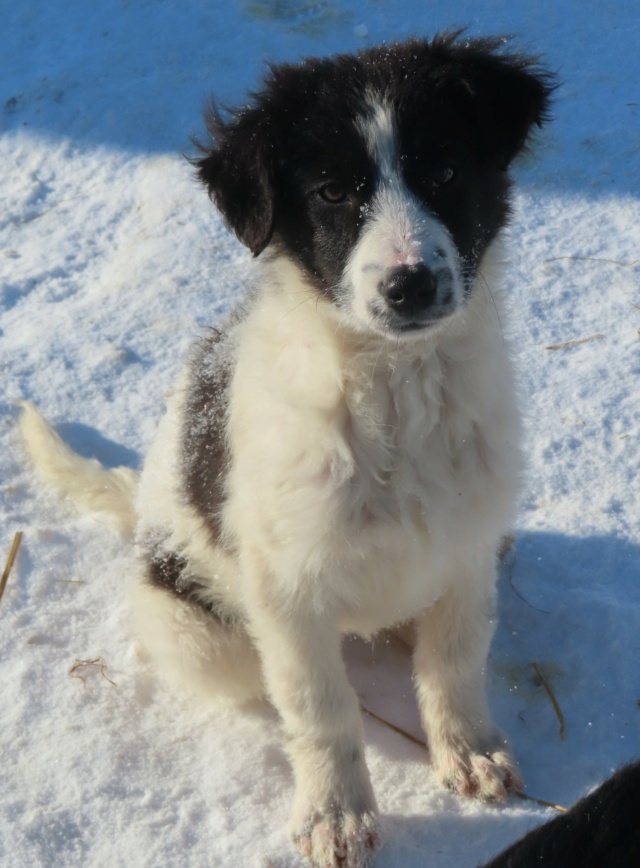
(413, 561), (522, 802)
(247, 597), (379, 868)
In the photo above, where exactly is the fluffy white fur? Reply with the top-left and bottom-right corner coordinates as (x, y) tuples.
(20, 239), (521, 865)
(18, 400), (138, 535)
(19, 33), (554, 863)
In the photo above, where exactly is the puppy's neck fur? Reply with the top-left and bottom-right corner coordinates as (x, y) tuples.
(256, 235), (509, 380)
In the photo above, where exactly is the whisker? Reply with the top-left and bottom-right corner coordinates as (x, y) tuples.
(278, 294), (314, 322)
(474, 269), (505, 342)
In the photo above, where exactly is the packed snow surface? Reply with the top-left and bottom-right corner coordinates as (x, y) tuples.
(1, 2), (639, 866)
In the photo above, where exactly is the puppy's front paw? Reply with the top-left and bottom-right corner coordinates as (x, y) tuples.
(436, 741), (522, 803)
(293, 809), (380, 868)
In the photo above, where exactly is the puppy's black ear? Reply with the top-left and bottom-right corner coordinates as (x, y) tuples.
(444, 37), (557, 169)
(192, 103), (275, 256)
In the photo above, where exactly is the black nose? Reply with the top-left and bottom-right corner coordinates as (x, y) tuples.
(379, 264), (437, 319)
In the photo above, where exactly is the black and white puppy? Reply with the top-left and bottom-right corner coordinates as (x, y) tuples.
(21, 34), (554, 868)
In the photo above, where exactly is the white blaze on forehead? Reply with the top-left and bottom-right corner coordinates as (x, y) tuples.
(355, 97), (444, 267)
(356, 97), (399, 183)
(340, 96), (464, 337)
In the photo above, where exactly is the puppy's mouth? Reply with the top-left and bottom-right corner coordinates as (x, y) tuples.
(397, 319), (440, 333)
(376, 306), (457, 338)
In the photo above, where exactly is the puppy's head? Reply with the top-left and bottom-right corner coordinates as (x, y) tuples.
(194, 34), (555, 339)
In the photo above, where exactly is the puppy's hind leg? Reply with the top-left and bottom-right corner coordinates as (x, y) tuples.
(131, 556), (263, 704)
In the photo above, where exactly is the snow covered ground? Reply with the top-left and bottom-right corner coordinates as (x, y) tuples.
(1, 1), (639, 866)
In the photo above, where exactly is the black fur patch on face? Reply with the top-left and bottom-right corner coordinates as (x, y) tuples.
(181, 325), (234, 545)
(193, 33), (555, 295)
(268, 121), (376, 296)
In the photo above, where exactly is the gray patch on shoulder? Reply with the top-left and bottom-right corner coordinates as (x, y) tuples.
(181, 322), (238, 544)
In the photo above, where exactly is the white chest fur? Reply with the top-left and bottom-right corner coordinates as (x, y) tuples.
(223, 255), (521, 633)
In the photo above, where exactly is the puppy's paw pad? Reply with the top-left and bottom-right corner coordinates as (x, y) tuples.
(440, 747), (522, 803)
(293, 811), (379, 868)
(485, 749), (523, 793)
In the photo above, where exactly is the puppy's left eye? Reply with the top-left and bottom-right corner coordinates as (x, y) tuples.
(318, 183), (350, 204)
(432, 166), (457, 188)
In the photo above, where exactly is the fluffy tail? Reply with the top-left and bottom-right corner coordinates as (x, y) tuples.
(18, 401), (139, 537)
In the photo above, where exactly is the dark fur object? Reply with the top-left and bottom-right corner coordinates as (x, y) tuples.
(482, 762), (640, 868)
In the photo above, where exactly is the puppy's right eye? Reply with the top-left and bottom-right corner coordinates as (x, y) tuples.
(318, 183), (349, 204)
(431, 165), (457, 188)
